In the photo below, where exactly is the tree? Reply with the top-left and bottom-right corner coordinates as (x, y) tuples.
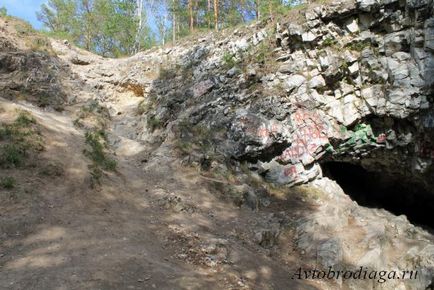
(255, 0), (260, 20)
(38, 0), (153, 57)
(213, 0), (218, 31)
(135, 0), (145, 52)
(37, 0), (299, 56)
(188, 0), (194, 32)
(0, 6), (8, 17)
(172, 0), (177, 43)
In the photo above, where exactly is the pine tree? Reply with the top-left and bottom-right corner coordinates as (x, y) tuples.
(37, 0), (299, 56)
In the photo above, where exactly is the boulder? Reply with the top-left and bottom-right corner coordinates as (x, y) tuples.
(309, 75), (326, 89)
(193, 79), (214, 97)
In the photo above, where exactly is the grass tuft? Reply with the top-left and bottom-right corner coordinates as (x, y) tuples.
(0, 110), (43, 168)
(84, 130), (117, 171)
(0, 176), (15, 189)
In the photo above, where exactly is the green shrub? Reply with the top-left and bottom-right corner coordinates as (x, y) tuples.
(84, 130), (117, 171)
(0, 126), (13, 140)
(15, 111), (36, 126)
(0, 6), (7, 17)
(0, 111), (43, 168)
(322, 37), (337, 47)
(148, 116), (162, 131)
(0, 176), (15, 189)
(14, 21), (36, 36)
(0, 144), (26, 167)
(89, 164), (103, 188)
(255, 42), (271, 64)
(222, 52), (237, 69)
(74, 100), (110, 129)
(346, 41), (371, 52)
(137, 100), (150, 115)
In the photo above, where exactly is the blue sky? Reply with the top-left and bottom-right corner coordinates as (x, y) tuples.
(1, 0), (45, 29)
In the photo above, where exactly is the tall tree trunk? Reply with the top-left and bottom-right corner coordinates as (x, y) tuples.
(188, 0), (194, 32)
(256, 0), (260, 20)
(172, 0), (176, 44)
(240, 0), (247, 23)
(135, 0), (143, 53)
(213, 0), (219, 31)
(194, 0), (199, 29)
(82, 0), (93, 51)
(207, 0), (211, 29)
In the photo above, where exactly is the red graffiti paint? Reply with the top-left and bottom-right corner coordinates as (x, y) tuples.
(377, 133), (386, 144)
(278, 109), (329, 162)
(283, 165), (297, 177)
(256, 123), (280, 138)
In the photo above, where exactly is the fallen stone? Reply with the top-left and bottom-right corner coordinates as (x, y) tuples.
(193, 80), (214, 97)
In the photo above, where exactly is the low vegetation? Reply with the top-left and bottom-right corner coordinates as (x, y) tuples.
(73, 99), (111, 130)
(222, 52), (238, 69)
(0, 176), (16, 189)
(345, 40), (372, 52)
(84, 130), (117, 171)
(0, 110), (44, 191)
(83, 130), (117, 187)
(74, 100), (116, 187)
(0, 110), (44, 169)
(0, 11), (53, 53)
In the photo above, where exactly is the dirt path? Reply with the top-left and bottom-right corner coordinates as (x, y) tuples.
(0, 98), (323, 290)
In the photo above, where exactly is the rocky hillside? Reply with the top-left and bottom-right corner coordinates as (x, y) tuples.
(1, 0), (434, 289)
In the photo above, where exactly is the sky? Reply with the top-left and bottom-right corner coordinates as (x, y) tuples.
(1, 0), (46, 29)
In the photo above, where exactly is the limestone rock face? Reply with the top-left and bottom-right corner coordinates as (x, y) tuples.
(109, 0), (433, 287)
(0, 50), (68, 110)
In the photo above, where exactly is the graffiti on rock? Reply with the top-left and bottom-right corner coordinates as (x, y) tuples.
(376, 133), (387, 144)
(256, 123), (280, 139)
(283, 165), (298, 177)
(278, 109), (329, 163)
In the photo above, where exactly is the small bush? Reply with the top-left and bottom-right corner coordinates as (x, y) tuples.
(255, 42), (271, 64)
(222, 52), (237, 69)
(0, 6), (7, 17)
(0, 176), (15, 189)
(0, 144), (26, 167)
(0, 111), (43, 168)
(322, 37), (337, 47)
(30, 37), (52, 53)
(74, 100), (110, 130)
(15, 111), (36, 126)
(136, 100), (150, 115)
(0, 126), (13, 140)
(346, 41), (371, 52)
(148, 116), (162, 132)
(82, 99), (102, 114)
(84, 130), (117, 171)
(89, 164), (103, 188)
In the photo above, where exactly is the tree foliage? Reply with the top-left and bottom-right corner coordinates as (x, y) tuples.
(37, 0), (299, 57)
(37, 0), (155, 57)
(0, 6), (8, 17)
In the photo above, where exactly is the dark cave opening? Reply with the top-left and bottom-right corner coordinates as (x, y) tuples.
(322, 162), (434, 230)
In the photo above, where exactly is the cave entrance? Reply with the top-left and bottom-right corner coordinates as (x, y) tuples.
(321, 162), (434, 230)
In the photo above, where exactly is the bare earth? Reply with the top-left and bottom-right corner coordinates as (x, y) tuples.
(0, 99), (323, 290)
